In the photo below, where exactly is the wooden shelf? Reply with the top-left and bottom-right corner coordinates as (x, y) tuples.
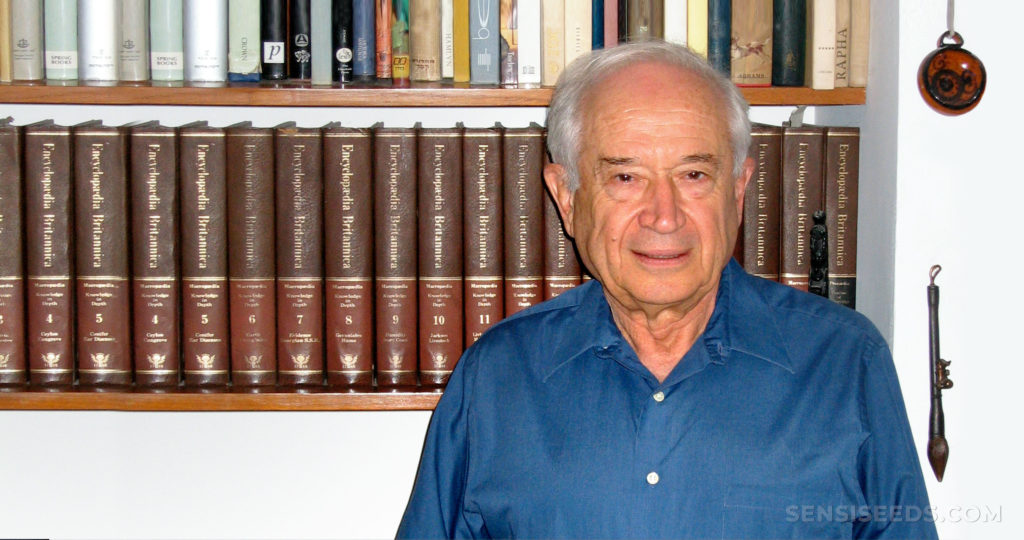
(0, 388), (441, 411)
(0, 81), (865, 107)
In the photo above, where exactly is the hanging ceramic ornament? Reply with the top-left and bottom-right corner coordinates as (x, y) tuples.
(918, 0), (986, 115)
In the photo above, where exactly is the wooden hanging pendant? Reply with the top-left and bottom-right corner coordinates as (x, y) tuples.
(918, 32), (987, 115)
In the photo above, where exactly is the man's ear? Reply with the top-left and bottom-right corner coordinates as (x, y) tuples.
(543, 162), (575, 238)
(733, 156), (755, 223)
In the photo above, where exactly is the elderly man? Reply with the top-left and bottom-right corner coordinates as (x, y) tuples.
(397, 41), (937, 539)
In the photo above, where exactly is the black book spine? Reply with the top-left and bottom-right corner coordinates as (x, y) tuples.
(333, 0), (354, 83)
(772, 0), (807, 86)
(290, 0), (312, 79)
(261, 0), (288, 80)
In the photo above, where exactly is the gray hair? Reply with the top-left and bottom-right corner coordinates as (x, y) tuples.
(546, 41), (751, 191)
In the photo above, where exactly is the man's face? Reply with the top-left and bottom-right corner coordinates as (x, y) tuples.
(546, 62), (752, 316)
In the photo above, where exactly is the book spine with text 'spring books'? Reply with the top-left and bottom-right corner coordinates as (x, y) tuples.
(469, 0), (499, 84)
(74, 123), (131, 386)
(410, 0), (441, 81)
(517, 0), (541, 86)
(731, 0), (772, 87)
(179, 122), (230, 387)
(24, 121), (74, 386)
(780, 124), (825, 291)
(1, 1), (11, 82)
(290, 0), (312, 79)
(184, 0), (228, 82)
(229, 0), (262, 81)
(226, 123), (277, 387)
(707, 0), (731, 76)
(540, 0), (563, 87)
(329, 0), (354, 83)
(374, 125), (418, 387)
(743, 123), (782, 282)
(543, 183), (581, 299)
(78, 0), (119, 81)
(275, 124), (325, 386)
(261, 0), (287, 80)
(418, 126), (464, 387)
(499, 0), (518, 86)
(503, 124), (545, 316)
(462, 126), (503, 345)
(0, 120), (25, 386)
(804, 0), (835, 90)
(44, 0), (77, 80)
(375, 0), (393, 78)
(825, 126), (858, 308)
(120, 0), (150, 81)
(130, 122), (181, 387)
(324, 126), (374, 388)
(150, 0), (184, 81)
(353, 0), (375, 79)
(441, 0), (454, 78)
(686, 0), (707, 58)
(849, 0), (868, 87)
(391, 0), (411, 84)
(563, 0), (591, 66)
(311, 0), (333, 84)
(771, 0), (805, 86)
(834, 0), (850, 88)
(11, 0), (44, 80)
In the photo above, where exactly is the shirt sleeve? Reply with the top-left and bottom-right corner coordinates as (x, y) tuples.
(396, 353), (487, 539)
(854, 341), (939, 539)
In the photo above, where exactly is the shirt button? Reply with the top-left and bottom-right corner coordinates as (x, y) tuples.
(653, 391), (665, 402)
(646, 472), (660, 485)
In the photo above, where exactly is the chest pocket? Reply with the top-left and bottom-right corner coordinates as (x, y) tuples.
(722, 481), (853, 539)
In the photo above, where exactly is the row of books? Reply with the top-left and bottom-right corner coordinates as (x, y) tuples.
(0, 118), (858, 391)
(0, 0), (868, 89)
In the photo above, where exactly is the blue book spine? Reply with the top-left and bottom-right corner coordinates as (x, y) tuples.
(707, 0), (731, 76)
(469, 0), (499, 84)
(352, 0), (374, 78)
(591, 0), (604, 49)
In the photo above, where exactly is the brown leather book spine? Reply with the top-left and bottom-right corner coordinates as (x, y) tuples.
(462, 126), (503, 345)
(543, 180), (581, 300)
(226, 124), (277, 387)
(74, 124), (132, 387)
(780, 124), (825, 291)
(502, 124), (545, 316)
(24, 121), (74, 386)
(0, 120), (25, 386)
(417, 126), (463, 387)
(825, 126), (859, 309)
(374, 126), (418, 388)
(323, 126), (374, 388)
(130, 123), (181, 388)
(179, 124), (230, 387)
(744, 123), (783, 282)
(275, 125), (324, 386)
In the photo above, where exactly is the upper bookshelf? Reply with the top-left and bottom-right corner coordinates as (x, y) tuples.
(0, 81), (865, 107)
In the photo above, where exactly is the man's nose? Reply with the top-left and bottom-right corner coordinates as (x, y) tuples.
(637, 177), (685, 233)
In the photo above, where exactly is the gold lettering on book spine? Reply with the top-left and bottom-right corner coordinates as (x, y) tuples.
(795, 142), (809, 267)
(476, 144), (491, 270)
(89, 143), (106, 269)
(432, 144), (445, 270)
(146, 144), (162, 270)
(195, 144), (211, 270)
(515, 143), (529, 270)
(387, 143), (401, 271)
(291, 144), (306, 270)
(340, 144), (355, 270)
(243, 143), (259, 271)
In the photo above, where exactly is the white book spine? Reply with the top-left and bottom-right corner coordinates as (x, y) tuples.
(663, 0), (688, 45)
(120, 0), (150, 81)
(563, 0), (590, 66)
(11, 0), (44, 80)
(517, 0), (541, 86)
(441, 0), (454, 78)
(78, 0), (120, 81)
(806, 0), (836, 90)
(310, 0), (331, 85)
(833, 0), (850, 87)
(540, 0), (563, 86)
(183, 0), (228, 81)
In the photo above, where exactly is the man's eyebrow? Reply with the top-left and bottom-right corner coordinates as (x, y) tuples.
(597, 155), (635, 166)
(679, 153), (721, 167)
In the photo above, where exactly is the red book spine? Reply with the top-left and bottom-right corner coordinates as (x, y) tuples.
(130, 123), (181, 387)
(0, 120), (25, 386)
(74, 123), (132, 386)
(743, 123), (783, 281)
(462, 126), (503, 345)
(417, 126), (463, 387)
(323, 126), (374, 388)
(502, 124), (545, 316)
(226, 123), (277, 387)
(275, 125), (324, 386)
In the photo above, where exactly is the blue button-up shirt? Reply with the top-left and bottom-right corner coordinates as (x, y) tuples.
(398, 261), (938, 539)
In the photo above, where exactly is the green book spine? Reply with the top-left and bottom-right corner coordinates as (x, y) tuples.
(150, 0), (184, 81)
(43, 0), (77, 80)
(228, 0), (261, 80)
(310, 0), (331, 84)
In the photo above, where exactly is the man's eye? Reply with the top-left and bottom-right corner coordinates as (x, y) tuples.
(614, 174), (634, 183)
(685, 171), (708, 181)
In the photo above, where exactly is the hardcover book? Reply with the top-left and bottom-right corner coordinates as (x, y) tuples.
(824, 126), (859, 308)
(564, 0), (591, 65)
(329, 0), (354, 83)
(626, 0), (655, 42)
(44, 0), (77, 80)
(462, 125), (504, 345)
(469, 0), (499, 84)
(663, 0), (687, 45)
(410, 0), (441, 80)
(228, 0), (262, 81)
(780, 124), (825, 291)
(543, 185), (581, 299)
(391, 0), (411, 83)
(226, 122), (277, 387)
(849, 0), (868, 87)
(73, 122), (132, 386)
(804, 0), (836, 90)
(353, 0), (375, 79)
(376, 0), (393, 78)
(0, 1), (10, 81)
(517, 0), (541, 86)
(417, 126), (464, 387)
(184, 0), (228, 82)
(150, 0), (184, 81)
(772, 0), (804, 86)
(290, 0), (312, 79)
(78, 0), (119, 81)
(731, 0), (772, 87)
(129, 122), (181, 387)
(502, 124), (545, 315)
(312, 0), (333, 84)
(834, 0), (850, 88)
(261, 0), (288, 80)
(540, 0), (563, 86)
(119, 0), (150, 81)
(499, 0), (518, 86)
(11, 0), (44, 80)
(442, 0), (454, 78)
(743, 123), (783, 281)
(686, 0), (708, 58)
(0, 119), (25, 385)
(707, 0), (731, 76)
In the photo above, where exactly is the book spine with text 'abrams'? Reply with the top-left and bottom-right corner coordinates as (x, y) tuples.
(179, 122), (230, 387)
(73, 122), (131, 387)
(0, 119), (25, 386)
(771, 0), (804, 86)
(330, 0), (354, 83)
(261, 0), (287, 80)
(503, 124), (545, 316)
(150, 0), (184, 81)
(469, 0), (498, 84)
(780, 124), (825, 292)
(290, 0), (312, 79)
(24, 121), (74, 386)
(410, 0), (442, 81)
(499, 0), (518, 86)
(686, 0), (708, 58)
(374, 125), (418, 387)
(353, 0), (375, 79)
(418, 126), (464, 387)
(543, 183), (581, 299)
(391, 0), (411, 84)
(825, 126), (859, 309)
(804, 0), (836, 90)
(375, 0), (393, 78)
(11, 0), (44, 80)
(731, 0), (772, 87)
(120, 0), (150, 81)
(130, 122), (181, 388)
(540, 0), (563, 87)
(0, 1), (11, 82)
(563, 0), (591, 66)
(849, 0), (868, 87)
(78, 0), (119, 81)
(275, 124), (325, 386)
(833, 0), (850, 88)
(311, 0), (333, 84)
(324, 126), (374, 388)
(743, 123), (782, 282)
(44, 0), (78, 80)
(184, 0), (228, 82)
(226, 123), (277, 387)
(229, 0), (262, 82)
(462, 125), (503, 346)
(517, 0), (541, 86)
(707, 0), (731, 76)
